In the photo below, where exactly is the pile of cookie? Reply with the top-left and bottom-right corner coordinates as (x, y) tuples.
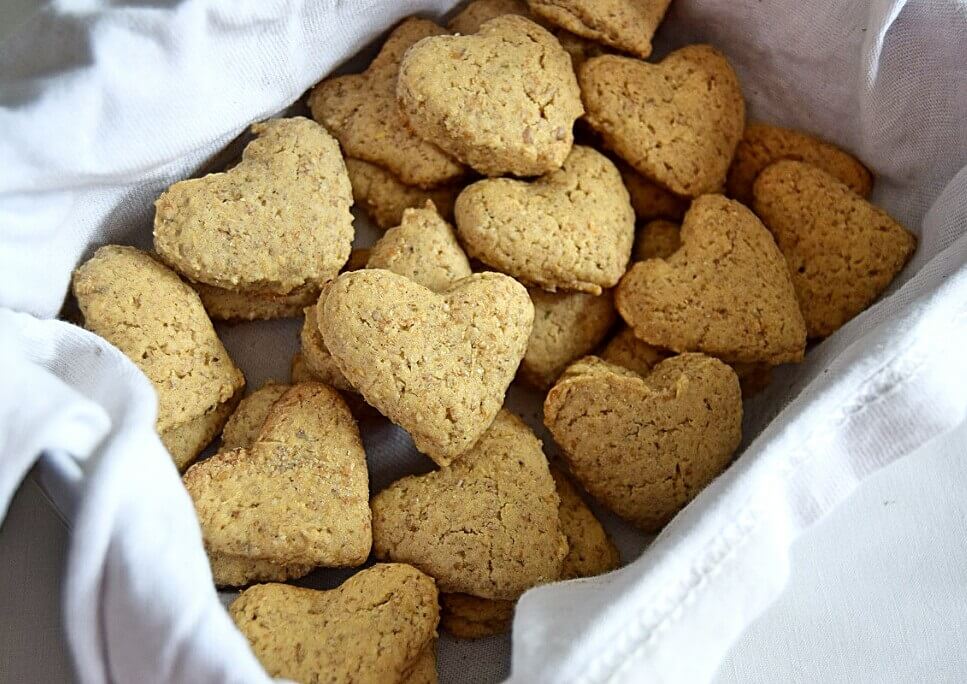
(70, 0), (917, 681)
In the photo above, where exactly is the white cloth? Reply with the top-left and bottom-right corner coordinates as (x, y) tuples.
(0, 1), (965, 683)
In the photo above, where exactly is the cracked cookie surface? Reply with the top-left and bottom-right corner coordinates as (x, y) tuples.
(398, 15), (583, 177)
(372, 410), (567, 599)
(544, 355), (741, 531)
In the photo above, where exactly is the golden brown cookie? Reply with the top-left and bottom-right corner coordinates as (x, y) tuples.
(366, 203), (473, 292)
(309, 19), (465, 189)
(599, 326), (670, 376)
(397, 15), (583, 177)
(455, 145), (634, 294)
(448, 0), (532, 33)
(193, 282), (319, 322)
(345, 158), (459, 230)
(72, 246), (245, 470)
(520, 288), (617, 389)
(154, 117), (353, 293)
(616, 195), (806, 365)
(403, 642), (438, 684)
(290, 352), (318, 383)
(440, 593), (516, 639)
(220, 382), (290, 451)
(633, 219), (681, 261)
(527, 0), (671, 58)
(208, 554), (312, 588)
(551, 467), (621, 578)
(753, 161), (915, 338)
(230, 564), (439, 684)
(372, 410), (567, 599)
(544, 355), (742, 531)
(301, 305), (354, 392)
(728, 122), (873, 206)
(321, 270), (533, 465)
(580, 46), (745, 197)
(619, 163), (689, 222)
(183, 383), (371, 567)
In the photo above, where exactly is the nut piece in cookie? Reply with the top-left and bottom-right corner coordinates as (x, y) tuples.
(229, 564), (439, 684)
(321, 270), (533, 465)
(397, 15), (584, 177)
(753, 161), (915, 338)
(619, 163), (689, 222)
(440, 593), (516, 639)
(551, 466), (621, 578)
(633, 219), (681, 261)
(309, 19), (465, 189)
(193, 281), (320, 322)
(728, 122), (873, 206)
(520, 288), (617, 389)
(580, 46), (745, 197)
(527, 0), (671, 58)
(367, 203), (473, 293)
(183, 383), (371, 568)
(616, 195), (806, 365)
(345, 158), (459, 230)
(545, 355), (742, 532)
(72, 245), (245, 470)
(372, 410), (567, 599)
(154, 117), (353, 293)
(455, 145), (634, 293)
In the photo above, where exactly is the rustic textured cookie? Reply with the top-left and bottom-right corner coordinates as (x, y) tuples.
(728, 122), (873, 206)
(619, 165), (689, 223)
(309, 19), (465, 189)
(367, 203), (473, 292)
(403, 642), (438, 684)
(616, 195), (806, 364)
(580, 46), (745, 197)
(220, 382), (290, 451)
(633, 219), (681, 261)
(345, 158), (459, 230)
(301, 305), (354, 392)
(154, 117), (353, 293)
(528, 0), (670, 58)
(209, 553), (312, 588)
(599, 326), (670, 376)
(230, 564), (438, 684)
(372, 410), (567, 599)
(290, 352), (318, 383)
(545, 355), (742, 531)
(159, 391), (242, 471)
(520, 288), (616, 389)
(551, 466), (621, 578)
(72, 246), (245, 469)
(183, 383), (371, 566)
(193, 282), (319, 322)
(455, 145), (634, 293)
(753, 161), (916, 338)
(440, 593), (516, 639)
(448, 0), (532, 33)
(321, 270), (533, 465)
(397, 15), (583, 177)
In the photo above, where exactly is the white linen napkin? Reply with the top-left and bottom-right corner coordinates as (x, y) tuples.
(1, 1), (965, 683)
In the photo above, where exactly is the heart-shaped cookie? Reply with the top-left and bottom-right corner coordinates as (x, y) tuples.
(154, 117), (353, 294)
(371, 410), (567, 599)
(301, 304), (354, 392)
(183, 382), (371, 567)
(397, 15), (584, 177)
(520, 287), (617, 389)
(220, 382), (290, 451)
(633, 219), (681, 261)
(600, 326), (670, 376)
(551, 466), (621, 579)
(455, 145), (634, 293)
(753, 161), (916, 338)
(320, 270), (533, 465)
(580, 46), (745, 197)
(527, 0), (671, 58)
(230, 563), (439, 683)
(309, 19), (466, 189)
(728, 122), (873, 207)
(544, 355), (742, 531)
(616, 195), (806, 364)
(345, 158), (459, 230)
(193, 281), (320, 322)
(72, 246), (245, 469)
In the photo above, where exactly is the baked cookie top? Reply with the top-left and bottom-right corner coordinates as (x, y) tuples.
(527, 0), (671, 58)
(345, 158), (458, 230)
